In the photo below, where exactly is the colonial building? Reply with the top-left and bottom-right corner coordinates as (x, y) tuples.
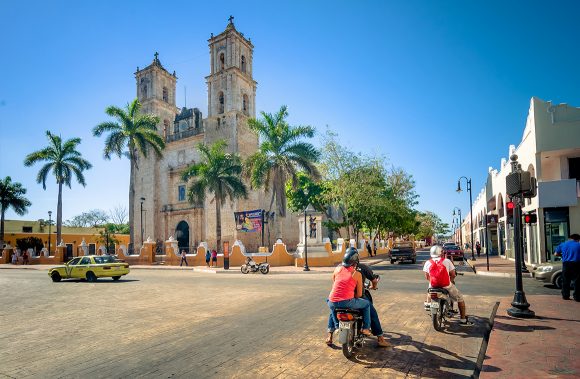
(456, 97), (580, 265)
(132, 19), (297, 253)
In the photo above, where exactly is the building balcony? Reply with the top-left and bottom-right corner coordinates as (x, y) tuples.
(165, 128), (203, 143)
(538, 179), (579, 208)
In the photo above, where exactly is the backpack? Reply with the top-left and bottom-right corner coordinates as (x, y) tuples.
(428, 259), (450, 287)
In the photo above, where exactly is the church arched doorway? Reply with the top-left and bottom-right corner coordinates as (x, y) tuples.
(175, 221), (190, 252)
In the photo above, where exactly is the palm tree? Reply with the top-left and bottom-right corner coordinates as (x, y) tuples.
(181, 141), (247, 253)
(245, 105), (320, 236)
(0, 176), (32, 247)
(24, 131), (92, 246)
(93, 99), (164, 250)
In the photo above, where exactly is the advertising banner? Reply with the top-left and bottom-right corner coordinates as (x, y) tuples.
(234, 209), (263, 233)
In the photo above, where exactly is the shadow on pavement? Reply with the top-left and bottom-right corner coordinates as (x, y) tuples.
(345, 331), (483, 378)
(492, 317), (556, 332)
(53, 279), (140, 283)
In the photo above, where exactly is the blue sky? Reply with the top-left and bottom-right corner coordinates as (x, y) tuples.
(1, 0), (580, 228)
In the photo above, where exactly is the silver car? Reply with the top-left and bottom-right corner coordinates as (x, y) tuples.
(532, 261), (576, 289)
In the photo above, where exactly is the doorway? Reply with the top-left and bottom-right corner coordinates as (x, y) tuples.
(175, 221), (190, 253)
(543, 207), (569, 262)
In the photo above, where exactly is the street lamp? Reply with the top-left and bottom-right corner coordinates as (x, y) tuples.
(48, 211), (52, 254)
(457, 176), (476, 261)
(303, 202), (315, 272)
(452, 207), (463, 249)
(140, 197), (145, 247)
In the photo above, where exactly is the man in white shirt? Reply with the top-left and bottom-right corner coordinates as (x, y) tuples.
(423, 245), (473, 326)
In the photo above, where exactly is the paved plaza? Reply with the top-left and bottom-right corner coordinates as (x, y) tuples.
(0, 250), (561, 378)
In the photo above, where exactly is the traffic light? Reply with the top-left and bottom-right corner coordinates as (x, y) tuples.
(524, 213), (537, 224)
(506, 201), (515, 225)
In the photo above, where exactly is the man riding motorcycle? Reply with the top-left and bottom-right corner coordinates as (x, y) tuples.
(423, 245), (473, 326)
(326, 247), (391, 347)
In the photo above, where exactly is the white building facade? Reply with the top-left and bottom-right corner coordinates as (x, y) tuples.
(456, 97), (580, 264)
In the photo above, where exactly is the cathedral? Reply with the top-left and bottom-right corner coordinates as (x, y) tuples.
(132, 18), (297, 253)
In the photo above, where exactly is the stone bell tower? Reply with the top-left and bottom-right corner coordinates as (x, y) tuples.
(205, 16), (258, 158)
(203, 17), (264, 251)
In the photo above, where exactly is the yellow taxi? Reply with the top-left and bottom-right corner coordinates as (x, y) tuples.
(48, 255), (130, 282)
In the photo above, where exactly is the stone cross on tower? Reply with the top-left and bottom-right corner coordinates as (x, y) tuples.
(228, 15), (234, 24)
(154, 52), (159, 62)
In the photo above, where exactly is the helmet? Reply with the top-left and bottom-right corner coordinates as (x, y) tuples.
(430, 245), (442, 258)
(342, 247), (360, 267)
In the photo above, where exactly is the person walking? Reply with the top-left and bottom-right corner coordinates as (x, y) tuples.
(205, 249), (211, 267)
(476, 242), (481, 258)
(554, 233), (580, 301)
(366, 241), (373, 257)
(11, 250), (18, 264)
(211, 249), (218, 267)
(180, 249), (188, 267)
(23, 250), (29, 265)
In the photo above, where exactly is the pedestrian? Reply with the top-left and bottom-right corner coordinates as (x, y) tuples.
(205, 248), (211, 267)
(554, 233), (580, 301)
(366, 241), (372, 257)
(373, 240), (378, 256)
(476, 242), (481, 258)
(180, 249), (188, 267)
(23, 250), (29, 265)
(11, 251), (18, 265)
(211, 249), (218, 267)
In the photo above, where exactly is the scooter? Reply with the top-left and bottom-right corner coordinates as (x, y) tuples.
(425, 273), (462, 331)
(335, 276), (378, 359)
(240, 258), (269, 274)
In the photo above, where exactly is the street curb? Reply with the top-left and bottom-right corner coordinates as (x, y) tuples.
(465, 259), (477, 274)
(474, 271), (532, 279)
(473, 300), (500, 379)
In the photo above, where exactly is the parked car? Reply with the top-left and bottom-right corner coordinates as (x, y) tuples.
(442, 242), (457, 248)
(389, 241), (416, 264)
(532, 261), (575, 289)
(442, 245), (464, 261)
(48, 255), (130, 282)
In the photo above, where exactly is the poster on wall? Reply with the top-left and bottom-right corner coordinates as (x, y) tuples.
(234, 209), (263, 232)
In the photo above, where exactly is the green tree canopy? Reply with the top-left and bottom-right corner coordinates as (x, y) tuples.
(93, 98), (164, 248)
(0, 176), (32, 246)
(24, 131), (92, 246)
(181, 140), (247, 252)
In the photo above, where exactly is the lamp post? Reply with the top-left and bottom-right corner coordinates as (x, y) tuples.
(452, 207), (463, 249)
(506, 154), (535, 318)
(457, 176), (476, 261)
(140, 197), (145, 247)
(48, 211), (52, 254)
(303, 204), (316, 271)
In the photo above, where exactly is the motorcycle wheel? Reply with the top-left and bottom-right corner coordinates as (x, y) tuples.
(341, 325), (356, 359)
(240, 265), (249, 274)
(259, 265), (269, 274)
(432, 302), (444, 332)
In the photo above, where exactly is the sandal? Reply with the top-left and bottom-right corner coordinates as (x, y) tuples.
(325, 332), (333, 346)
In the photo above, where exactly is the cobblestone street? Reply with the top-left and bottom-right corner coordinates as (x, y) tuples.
(0, 252), (558, 378)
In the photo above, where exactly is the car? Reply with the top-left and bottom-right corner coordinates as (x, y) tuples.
(532, 261), (576, 289)
(48, 255), (130, 282)
(443, 242), (457, 248)
(389, 241), (416, 264)
(442, 245), (464, 261)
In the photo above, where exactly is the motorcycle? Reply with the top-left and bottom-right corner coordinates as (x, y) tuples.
(426, 273), (462, 331)
(335, 276), (378, 359)
(240, 259), (270, 274)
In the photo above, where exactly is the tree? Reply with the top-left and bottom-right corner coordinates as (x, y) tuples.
(24, 131), (92, 246)
(15, 236), (43, 254)
(245, 105), (320, 238)
(65, 209), (109, 227)
(93, 99), (164, 249)
(109, 205), (128, 225)
(96, 223), (122, 254)
(0, 176), (32, 247)
(181, 141), (247, 253)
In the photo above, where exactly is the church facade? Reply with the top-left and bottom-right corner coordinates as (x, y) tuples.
(132, 19), (297, 253)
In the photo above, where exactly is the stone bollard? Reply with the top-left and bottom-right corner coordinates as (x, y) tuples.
(141, 238), (156, 264)
(56, 245), (66, 262)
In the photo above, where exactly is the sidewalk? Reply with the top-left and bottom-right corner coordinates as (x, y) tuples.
(467, 255), (532, 278)
(480, 295), (580, 378)
(0, 255), (386, 274)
